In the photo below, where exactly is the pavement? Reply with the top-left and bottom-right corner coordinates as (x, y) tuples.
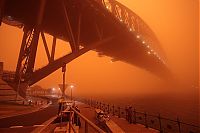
(0, 104), (58, 133)
(111, 116), (158, 133)
(0, 100), (159, 133)
(74, 102), (159, 133)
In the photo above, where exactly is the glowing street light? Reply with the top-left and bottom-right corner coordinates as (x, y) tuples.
(70, 85), (74, 101)
(51, 88), (56, 94)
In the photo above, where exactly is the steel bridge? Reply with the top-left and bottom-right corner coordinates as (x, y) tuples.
(0, 0), (170, 98)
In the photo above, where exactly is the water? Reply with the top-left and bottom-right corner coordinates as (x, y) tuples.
(90, 92), (199, 126)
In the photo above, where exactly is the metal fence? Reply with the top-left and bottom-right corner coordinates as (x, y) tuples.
(75, 97), (200, 133)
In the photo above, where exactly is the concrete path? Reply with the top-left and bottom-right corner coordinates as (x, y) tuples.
(77, 101), (158, 133)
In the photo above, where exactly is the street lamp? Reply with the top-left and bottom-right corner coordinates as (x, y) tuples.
(70, 85), (74, 101)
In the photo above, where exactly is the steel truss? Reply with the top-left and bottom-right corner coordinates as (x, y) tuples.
(12, 0), (113, 97)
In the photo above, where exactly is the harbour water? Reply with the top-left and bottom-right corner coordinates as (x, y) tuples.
(89, 91), (199, 126)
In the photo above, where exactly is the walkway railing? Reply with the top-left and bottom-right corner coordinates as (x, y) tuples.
(69, 106), (105, 133)
(75, 97), (200, 133)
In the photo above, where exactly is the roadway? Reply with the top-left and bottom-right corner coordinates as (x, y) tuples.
(0, 104), (58, 133)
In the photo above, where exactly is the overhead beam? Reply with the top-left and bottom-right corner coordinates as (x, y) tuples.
(50, 36), (56, 62)
(95, 23), (103, 40)
(76, 13), (82, 48)
(30, 36), (114, 85)
(41, 32), (51, 62)
(61, 0), (77, 52)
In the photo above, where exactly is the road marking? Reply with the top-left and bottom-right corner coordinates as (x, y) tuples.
(31, 116), (57, 133)
(10, 126), (23, 128)
(33, 125), (45, 127)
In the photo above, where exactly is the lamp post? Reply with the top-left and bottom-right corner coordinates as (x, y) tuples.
(62, 64), (66, 98)
(70, 85), (74, 101)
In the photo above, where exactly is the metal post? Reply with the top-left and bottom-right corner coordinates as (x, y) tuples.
(85, 121), (88, 133)
(60, 103), (63, 128)
(112, 105), (114, 115)
(177, 117), (181, 133)
(69, 108), (72, 133)
(107, 104), (110, 113)
(90, 98), (92, 107)
(70, 86), (72, 101)
(158, 114), (163, 133)
(118, 107), (121, 118)
(144, 112), (148, 128)
(62, 64), (66, 98)
(133, 108), (136, 124)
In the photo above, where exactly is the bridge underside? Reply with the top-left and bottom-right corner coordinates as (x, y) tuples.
(0, 0), (170, 98)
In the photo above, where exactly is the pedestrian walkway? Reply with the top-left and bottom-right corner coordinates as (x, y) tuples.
(76, 101), (158, 133)
(111, 116), (158, 133)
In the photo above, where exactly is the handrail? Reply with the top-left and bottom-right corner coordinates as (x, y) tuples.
(70, 106), (106, 133)
(68, 109), (76, 133)
(77, 97), (200, 133)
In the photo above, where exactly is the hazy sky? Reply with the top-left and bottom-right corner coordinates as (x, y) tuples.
(0, 0), (198, 98)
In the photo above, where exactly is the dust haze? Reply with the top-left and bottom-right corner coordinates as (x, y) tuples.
(0, 0), (199, 123)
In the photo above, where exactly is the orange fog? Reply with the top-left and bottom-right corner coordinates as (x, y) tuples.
(0, 0), (198, 99)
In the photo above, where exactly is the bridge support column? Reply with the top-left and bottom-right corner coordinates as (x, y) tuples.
(14, 0), (47, 98)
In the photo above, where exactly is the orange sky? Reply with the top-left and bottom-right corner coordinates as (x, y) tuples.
(0, 0), (199, 98)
